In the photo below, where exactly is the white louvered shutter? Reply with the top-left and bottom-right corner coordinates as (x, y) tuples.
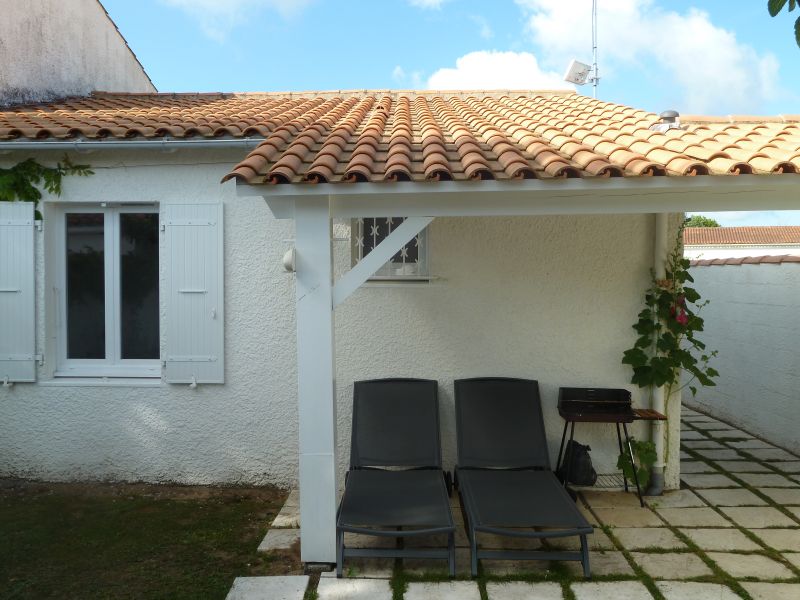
(164, 203), (224, 384)
(0, 202), (36, 382)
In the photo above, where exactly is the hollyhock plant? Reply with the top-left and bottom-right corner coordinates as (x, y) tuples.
(622, 219), (718, 400)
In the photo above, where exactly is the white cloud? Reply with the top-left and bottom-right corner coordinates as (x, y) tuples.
(408, 0), (448, 8)
(426, 50), (573, 90)
(516, 0), (780, 114)
(469, 15), (494, 40)
(161, 0), (312, 41)
(393, 65), (424, 88)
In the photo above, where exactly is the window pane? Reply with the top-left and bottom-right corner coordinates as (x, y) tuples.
(120, 213), (159, 359)
(66, 213), (105, 359)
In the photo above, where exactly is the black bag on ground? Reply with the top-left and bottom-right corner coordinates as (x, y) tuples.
(557, 440), (598, 486)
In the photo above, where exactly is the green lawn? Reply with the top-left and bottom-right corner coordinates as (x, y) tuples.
(0, 480), (290, 600)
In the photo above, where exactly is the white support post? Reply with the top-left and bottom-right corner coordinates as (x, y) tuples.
(333, 216), (434, 307)
(294, 196), (338, 564)
(649, 212), (669, 495)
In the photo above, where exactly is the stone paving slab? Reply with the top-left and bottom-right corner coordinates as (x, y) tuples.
(271, 503), (300, 528)
(772, 461), (800, 473)
(581, 490), (643, 508)
(613, 527), (686, 550)
(786, 506), (800, 520)
(648, 490), (707, 509)
(680, 431), (708, 440)
(258, 528), (300, 551)
(401, 548), (471, 577)
(679, 461), (717, 474)
(566, 551), (634, 576)
(681, 441), (725, 449)
(727, 439), (777, 449)
(226, 576), (308, 600)
(689, 421), (731, 430)
(680, 473), (739, 488)
(693, 449), (743, 461)
(655, 507), (732, 527)
(745, 448), (798, 462)
(680, 451), (691, 460)
(630, 551), (712, 580)
(714, 460), (771, 473)
(592, 507), (663, 527)
(317, 578), (392, 600)
(705, 429), (750, 439)
(694, 488), (767, 506)
(758, 487), (800, 505)
(320, 557), (394, 579)
(655, 581), (741, 600)
(737, 473), (799, 487)
(750, 528), (800, 551)
(284, 489), (299, 506)
(707, 551), (795, 580)
(783, 552), (800, 569)
(546, 529), (615, 550)
(570, 581), (654, 600)
(405, 581), (482, 600)
(480, 558), (554, 576)
(740, 582), (800, 600)
(720, 506), (798, 528)
(485, 581), (563, 600)
(679, 527), (761, 551)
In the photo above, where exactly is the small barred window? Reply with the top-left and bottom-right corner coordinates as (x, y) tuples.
(353, 217), (429, 279)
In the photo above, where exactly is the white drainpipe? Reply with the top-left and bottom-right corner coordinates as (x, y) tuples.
(649, 212), (669, 495)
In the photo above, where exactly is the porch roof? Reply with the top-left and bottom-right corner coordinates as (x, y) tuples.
(1, 90), (799, 186)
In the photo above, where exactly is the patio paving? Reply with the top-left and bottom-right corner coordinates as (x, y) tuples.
(225, 576), (308, 600)
(242, 405), (800, 599)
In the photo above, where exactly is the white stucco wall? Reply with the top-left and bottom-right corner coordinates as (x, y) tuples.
(0, 0), (155, 105)
(687, 263), (800, 454)
(0, 150), (681, 489)
(685, 246), (800, 259)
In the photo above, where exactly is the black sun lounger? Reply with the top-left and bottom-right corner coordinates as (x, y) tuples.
(336, 378), (455, 577)
(454, 377), (593, 578)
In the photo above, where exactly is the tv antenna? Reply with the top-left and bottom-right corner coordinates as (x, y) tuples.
(563, 0), (600, 97)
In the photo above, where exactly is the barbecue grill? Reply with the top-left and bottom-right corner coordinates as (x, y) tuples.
(555, 387), (666, 507)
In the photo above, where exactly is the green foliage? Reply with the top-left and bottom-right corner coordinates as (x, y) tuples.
(768, 0), (800, 47)
(617, 438), (657, 490)
(0, 156), (93, 219)
(622, 219), (718, 398)
(685, 215), (720, 228)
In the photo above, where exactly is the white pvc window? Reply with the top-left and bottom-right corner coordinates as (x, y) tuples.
(353, 217), (429, 279)
(55, 205), (160, 377)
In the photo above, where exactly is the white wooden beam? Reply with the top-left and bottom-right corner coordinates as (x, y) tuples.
(248, 176), (800, 220)
(649, 213), (669, 494)
(333, 217), (433, 307)
(294, 196), (338, 564)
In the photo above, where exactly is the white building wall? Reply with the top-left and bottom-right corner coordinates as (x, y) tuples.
(685, 246), (800, 259)
(688, 263), (800, 453)
(0, 0), (155, 105)
(0, 150), (681, 489)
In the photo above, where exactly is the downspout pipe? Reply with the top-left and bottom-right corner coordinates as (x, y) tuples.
(0, 138), (264, 154)
(647, 212), (669, 496)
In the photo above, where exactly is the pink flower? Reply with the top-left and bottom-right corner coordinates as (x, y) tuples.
(676, 310), (688, 326)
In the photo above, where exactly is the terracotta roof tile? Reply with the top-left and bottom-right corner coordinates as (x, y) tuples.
(1, 90), (799, 185)
(691, 254), (800, 266)
(684, 226), (800, 245)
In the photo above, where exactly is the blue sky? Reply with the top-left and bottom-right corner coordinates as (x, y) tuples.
(102, 0), (800, 226)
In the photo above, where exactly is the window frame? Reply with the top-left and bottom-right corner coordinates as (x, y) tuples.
(54, 204), (161, 378)
(351, 217), (430, 281)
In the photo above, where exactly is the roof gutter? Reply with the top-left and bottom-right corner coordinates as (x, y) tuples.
(0, 138), (264, 154)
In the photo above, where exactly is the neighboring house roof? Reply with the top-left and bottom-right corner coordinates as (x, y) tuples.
(684, 226), (800, 246)
(691, 255), (800, 266)
(1, 90), (799, 185)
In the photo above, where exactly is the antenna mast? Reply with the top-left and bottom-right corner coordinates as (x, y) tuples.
(590, 0), (599, 97)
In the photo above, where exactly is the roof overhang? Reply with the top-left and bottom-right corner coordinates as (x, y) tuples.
(237, 175), (800, 219)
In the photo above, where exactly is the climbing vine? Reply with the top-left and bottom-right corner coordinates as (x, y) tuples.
(0, 156), (93, 218)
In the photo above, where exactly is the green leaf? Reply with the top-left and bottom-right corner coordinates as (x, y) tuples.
(689, 386), (698, 396)
(791, 0), (797, 11)
(769, 0), (788, 17)
(796, 15), (800, 46)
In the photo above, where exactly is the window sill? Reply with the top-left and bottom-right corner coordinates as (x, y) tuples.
(365, 275), (439, 284)
(39, 377), (164, 388)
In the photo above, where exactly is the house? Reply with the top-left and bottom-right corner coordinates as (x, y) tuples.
(1, 90), (798, 563)
(684, 226), (800, 259)
(0, 0), (155, 105)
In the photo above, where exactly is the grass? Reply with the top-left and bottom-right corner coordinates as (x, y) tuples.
(0, 479), (287, 600)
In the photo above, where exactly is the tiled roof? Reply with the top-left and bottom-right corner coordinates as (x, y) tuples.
(1, 90), (799, 185)
(684, 226), (800, 246)
(691, 255), (800, 266)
